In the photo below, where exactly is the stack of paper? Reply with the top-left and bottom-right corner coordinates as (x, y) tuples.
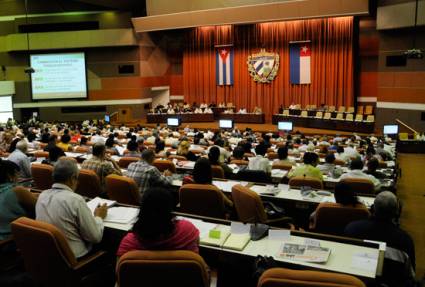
(86, 197), (116, 213)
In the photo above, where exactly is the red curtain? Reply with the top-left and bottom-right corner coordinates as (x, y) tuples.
(183, 17), (354, 120)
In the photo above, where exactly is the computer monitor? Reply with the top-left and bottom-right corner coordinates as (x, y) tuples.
(167, 117), (180, 127)
(383, 125), (399, 135)
(277, 121), (293, 131)
(104, 115), (110, 123)
(219, 119), (233, 129)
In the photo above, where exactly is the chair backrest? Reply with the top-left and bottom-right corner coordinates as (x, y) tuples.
(168, 155), (187, 161)
(211, 165), (225, 179)
(272, 163), (293, 171)
(315, 111), (323, 118)
(327, 106), (335, 112)
(118, 157), (140, 168)
(346, 106), (355, 113)
(364, 105), (373, 115)
(335, 113), (344, 120)
(258, 267), (366, 287)
(355, 114), (363, 121)
(312, 203), (370, 235)
(366, 115), (375, 122)
(282, 109), (289, 116)
(267, 152), (279, 160)
(300, 110), (308, 117)
(231, 184), (267, 223)
(179, 184), (227, 218)
(34, 151), (49, 158)
(105, 174), (140, 205)
(357, 106), (364, 115)
(75, 169), (103, 198)
(117, 250), (209, 287)
(236, 169), (271, 184)
(323, 112), (331, 120)
(11, 217), (79, 287)
(153, 159), (176, 173)
(288, 176), (323, 189)
(340, 178), (375, 194)
(398, 133), (409, 140)
(338, 106), (346, 113)
(230, 159), (249, 166)
(74, 146), (89, 153)
(334, 159), (346, 166)
(345, 113), (354, 121)
(31, 163), (54, 190)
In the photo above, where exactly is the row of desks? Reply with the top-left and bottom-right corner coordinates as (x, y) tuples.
(147, 113), (265, 124)
(272, 115), (375, 133)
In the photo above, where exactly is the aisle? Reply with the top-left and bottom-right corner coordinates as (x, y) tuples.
(397, 153), (425, 279)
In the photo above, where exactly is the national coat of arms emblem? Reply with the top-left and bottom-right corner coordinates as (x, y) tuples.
(247, 49), (280, 83)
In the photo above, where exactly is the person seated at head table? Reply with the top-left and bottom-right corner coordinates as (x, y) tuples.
(247, 142), (271, 173)
(208, 146), (233, 179)
(183, 102), (190, 109)
(287, 152), (323, 181)
(127, 149), (173, 196)
(223, 108), (234, 114)
(177, 140), (198, 162)
(194, 107), (203, 114)
(7, 140), (32, 184)
(344, 191), (415, 287)
(80, 143), (122, 188)
(218, 102), (225, 108)
(200, 103), (208, 109)
(317, 153), (343, 178)
(166, 107), (175, 114)
(289, 102), (297, 110)
(204, 107), (213, 114)
(309, 182), (368, 228)
(116, 187), (200, 258)
(36, 158), (107, 258)
(0, 159), (38, 241)
(364, 158), (388, 179)
(237, 107), (247, 114)
(252, 106), (262, 114)
(339, 158), (381, 191)
(273, 146), (296, 166)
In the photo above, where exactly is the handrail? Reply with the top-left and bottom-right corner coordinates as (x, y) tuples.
(395, 118), (417, 134)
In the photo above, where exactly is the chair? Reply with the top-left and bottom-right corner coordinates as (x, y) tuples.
(257, 267), (366, 287)
(365, 115), (375, 122)
(327, 106), (335, 112)
(357, 106), (364, 115)
(75, 169), (103, 198)
(105, 174), (140, 205)
(267, 152), (279, 160)
(236, 169), (271, 184)
(399, 133), (409, 140)
(272, 163), (293, 171)
(117, 250), (210, 287)
(153, 159), (176, 173)
(309, 104), (317, 110)
(334, 159), (346, 166)
(310, 202), (370, 235)
(31, 163), (54, 190)
(315, 111), (323, 118)
(323, 112), (331, 120)
(364, 105), (374, 115)
(74, 146), (89, 153)
(179, 184), (230, 219)
(340, 178), (375, 195)
(230, 159), (249, 166)
(300, 110), (308, 117)
(211, 165), (225, 178)
(346, 106), (355, 113)
(338, 106), (346, 113)
(288, 176), (323, 189)
(118, 157), (140, 168)
(345, 114), (354, 121)
(355, 114), (363, 122)
(335, 113), (344, 120)
(34, 151), (49, 158)
(11, 217), (108, 287)
(231, 185), (292, 227)
(168, 155), (187, 161)
(282, 109), (289, 116)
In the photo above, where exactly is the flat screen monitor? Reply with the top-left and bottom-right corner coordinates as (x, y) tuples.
(383, 125), (399, 135)
(104, 115), (110, 123)
(167, 117), (180, 127)
(278, 121), (293, 131)
(219, 119), (233, 129)
(30, 52), (88, 100)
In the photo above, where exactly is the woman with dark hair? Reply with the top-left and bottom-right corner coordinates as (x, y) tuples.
(0, 159), (37, 240)
(105, 134), (119, 155)
(193, 158), (213, 184)
(43, 135), (58, 152)
(208, 146), (233, 178)
(274, 146), (295, 166)
(116, 187), (200, 257)
(42, 146), (65, 166)
(57, 133), (73, 152)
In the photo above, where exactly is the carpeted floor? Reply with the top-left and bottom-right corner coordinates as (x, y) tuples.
(397, 153), (425, 279)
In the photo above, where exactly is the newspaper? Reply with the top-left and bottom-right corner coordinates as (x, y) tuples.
(279, 243), (331, 263)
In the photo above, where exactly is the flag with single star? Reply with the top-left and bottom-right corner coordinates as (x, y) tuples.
(216, 47), (234, 85)
(290, 42), (311, 84)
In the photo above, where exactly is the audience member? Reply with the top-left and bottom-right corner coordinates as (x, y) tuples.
(177, 140), (198, 161)
(7, 140), (32, 183)
(288, 152), (323, 180)
(365, 158), (387, 179)
(248, 143), (271, 173)
(208, 146), (233, 178)
(317, 153), (342, 177)
(274, 146), (295, 166)
(57, 134), (73, 152)
(339, 158), (381, 191)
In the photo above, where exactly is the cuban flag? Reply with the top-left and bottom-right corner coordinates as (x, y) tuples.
(290, 42), (311, 84)
(216, 47), (234, 85)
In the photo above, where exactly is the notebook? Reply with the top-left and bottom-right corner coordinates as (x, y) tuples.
(200, 228), (230, 247)
(222, 234), (251, 251)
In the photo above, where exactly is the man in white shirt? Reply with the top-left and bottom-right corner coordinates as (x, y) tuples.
(344, 144), (359, 159)
(8, 140), (31, 182)
(36, 158), (107, 258)
(339, 158), (381, 191)
(248, 143), (271, 173)
(204, 107), (213, 114)
(194, 107), (203, 114)
(90, 130), (106, 145)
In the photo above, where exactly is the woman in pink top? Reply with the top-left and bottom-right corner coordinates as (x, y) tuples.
(117, 187), (200, 257)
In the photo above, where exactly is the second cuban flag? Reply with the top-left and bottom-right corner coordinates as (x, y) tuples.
(216, 47), (234, 86)
(290, 42), (311, 84)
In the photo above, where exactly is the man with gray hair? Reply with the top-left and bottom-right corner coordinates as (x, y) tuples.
(345, 191), (415, 286)
(7, 140), (31, 182)
(36, 158), (107, 258)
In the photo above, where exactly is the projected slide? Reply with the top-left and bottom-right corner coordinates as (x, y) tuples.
(30, 53), (87, 100)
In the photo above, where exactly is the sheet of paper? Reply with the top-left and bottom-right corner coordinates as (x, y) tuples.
(212, 180), (239, 192)
(351, 252), (378, 272)
(268, 229), (290, 241)
(116, 146), (126, 156)
(104, 207), (139, 224)
(86, 197), (116, 213)
(230, 222), (250, 234)
(304, 238), (321, 247)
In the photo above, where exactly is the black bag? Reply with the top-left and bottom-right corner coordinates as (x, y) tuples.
(252, 255), (277, 283)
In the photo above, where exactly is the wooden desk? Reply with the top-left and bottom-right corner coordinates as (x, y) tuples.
(396, 140), (425, 153)
(220, 113), (265, 123)
(147, 113), (215, 123)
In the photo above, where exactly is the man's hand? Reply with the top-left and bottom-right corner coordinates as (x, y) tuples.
(163, 169), (173, 176)
(94, 203), (108, 219)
